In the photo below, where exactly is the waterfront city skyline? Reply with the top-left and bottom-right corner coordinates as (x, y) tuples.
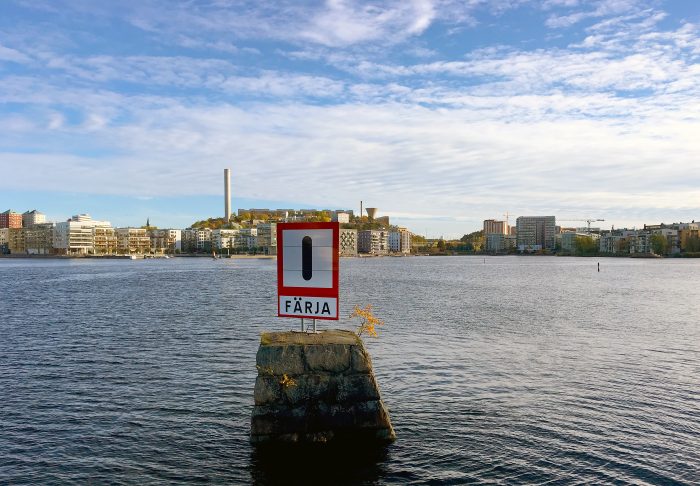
(1, 1), (700, 238)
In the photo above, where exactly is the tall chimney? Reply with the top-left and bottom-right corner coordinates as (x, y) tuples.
(224, 168), (231, 221)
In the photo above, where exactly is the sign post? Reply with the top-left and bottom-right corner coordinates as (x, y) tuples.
(277, 222), (339, 325)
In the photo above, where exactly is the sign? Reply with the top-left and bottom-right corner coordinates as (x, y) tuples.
(277, 222), (339, 320)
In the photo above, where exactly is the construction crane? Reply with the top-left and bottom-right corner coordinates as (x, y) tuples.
(558, 218), (605, 234)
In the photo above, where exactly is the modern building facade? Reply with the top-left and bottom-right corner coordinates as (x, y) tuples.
(150, 229), (182, 253)
(212, 229), (238, 251)
(388, 227), (411, 253)
(358, 230), (388, 255)
(339, 228), (358, 256)
(516, 216), (556, 251)
(116, 228), (151, 254)
(256, 223), (277, 255)
(53, 215), (112, 255)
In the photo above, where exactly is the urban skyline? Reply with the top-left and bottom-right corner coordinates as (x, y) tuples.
(1, 1), (700, 238)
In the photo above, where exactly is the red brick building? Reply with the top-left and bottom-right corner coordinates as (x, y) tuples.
(0, 210), (23, 229)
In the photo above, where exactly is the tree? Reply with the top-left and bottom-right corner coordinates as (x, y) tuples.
(650, 234), (668, 255)
(685, 236), (700, 252)
(437, 239), (446, 251)
(574, 236), (598, 256)
(617, 238), (630, 255)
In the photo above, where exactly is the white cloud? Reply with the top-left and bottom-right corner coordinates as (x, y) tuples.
(0, 43), (30, 63)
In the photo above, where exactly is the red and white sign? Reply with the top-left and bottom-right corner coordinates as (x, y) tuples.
(277, 222), (339, 320)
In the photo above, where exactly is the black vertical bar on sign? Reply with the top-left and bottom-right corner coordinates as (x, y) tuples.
(302, 236), (312, 281)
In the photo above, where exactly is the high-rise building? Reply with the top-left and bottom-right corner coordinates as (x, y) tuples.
(0, 210), (22, 228)
(516, 216), (556, 250)
(22, 210), (46, 228)
(224, 168), (232, 221)
(483, 219), (509, 236)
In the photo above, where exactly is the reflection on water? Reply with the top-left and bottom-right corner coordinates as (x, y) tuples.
(250, 443), (389, 485)
(1, 256), (699, 484)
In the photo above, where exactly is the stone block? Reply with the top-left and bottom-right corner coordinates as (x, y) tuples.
(337, 374), (380, 403)
(251, 330), (395, 444)
(304, 344), (351, 373)
(350, 345), (372, 373)
(254, 375), (281, 406)
(256, 344), (305, 375)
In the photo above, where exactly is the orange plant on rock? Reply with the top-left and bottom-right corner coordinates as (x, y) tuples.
(350, 304), (384, 338)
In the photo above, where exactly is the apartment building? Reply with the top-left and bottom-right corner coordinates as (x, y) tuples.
(235, 228), (257, 251)
(358, 230), (388, 255)
(483, 219), (509, 236)
(212, 229), (238, 251)
(25, 223), (54, 254)
(53, 215), (112, 255)
(0, 210), (22, 229)
(116, 228), (151, 254)
(485, 233), (516, 252)
(0, 228), (8, 254)
(22, 210), (46, 228)
(94, 227), (118, 255)
(256, 223), (277, 255)
(339, 228), (358, 256)
(388, 227), (411, 253)
(516, 216), (556, 251)
(150, 229), (182, 254)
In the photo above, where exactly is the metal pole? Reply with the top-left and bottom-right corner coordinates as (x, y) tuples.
(301, 318), (304, 332)
(313, 319), (316, 333)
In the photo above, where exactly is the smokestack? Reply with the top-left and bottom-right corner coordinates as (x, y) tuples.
(224, 168), (231, 221)
(360, 201), (363, 221)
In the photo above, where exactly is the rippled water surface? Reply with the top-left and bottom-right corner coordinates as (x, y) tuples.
(1, 256), (699, 484)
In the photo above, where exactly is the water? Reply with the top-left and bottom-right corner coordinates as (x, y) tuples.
(1, 256), (699, 484)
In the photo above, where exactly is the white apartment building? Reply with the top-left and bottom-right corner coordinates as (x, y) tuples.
(212, 229), (238, 251)
(53, 214), (112, 255)
(236, 228), (257, 250)
(332, 211), (351, 224)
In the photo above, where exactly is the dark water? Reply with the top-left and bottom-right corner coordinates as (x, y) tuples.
(1, 256), (699, 485)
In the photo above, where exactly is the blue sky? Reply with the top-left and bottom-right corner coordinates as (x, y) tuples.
(1, 0), (699, 237)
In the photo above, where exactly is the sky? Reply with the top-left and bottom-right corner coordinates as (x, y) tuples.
(1, 0), (699, 238)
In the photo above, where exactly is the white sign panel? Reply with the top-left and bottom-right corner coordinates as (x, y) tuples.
(279, 296), (338, 319)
